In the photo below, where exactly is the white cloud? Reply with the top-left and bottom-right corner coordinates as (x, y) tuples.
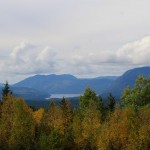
(0, 36), (150, 83)
(0, 41), (58, 76)
(10, 41), (35, 62)
(117, 36), (150, 65)
(63, 36), (150, 76)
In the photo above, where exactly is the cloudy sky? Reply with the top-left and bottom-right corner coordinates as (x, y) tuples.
(0, 0), (150, 83)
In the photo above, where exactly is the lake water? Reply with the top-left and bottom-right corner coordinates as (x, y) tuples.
(46, 94), (81, 99)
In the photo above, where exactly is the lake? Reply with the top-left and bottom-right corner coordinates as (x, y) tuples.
(46, 94), (81, 99)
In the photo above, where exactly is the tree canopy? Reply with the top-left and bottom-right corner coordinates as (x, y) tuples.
(122, 76), (150, 107)
(0, 77), (150, 149)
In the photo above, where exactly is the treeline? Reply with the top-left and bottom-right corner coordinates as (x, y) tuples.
(0, 76), (150, 150)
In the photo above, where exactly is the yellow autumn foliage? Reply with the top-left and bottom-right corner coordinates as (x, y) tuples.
(33, 108), (44, 125)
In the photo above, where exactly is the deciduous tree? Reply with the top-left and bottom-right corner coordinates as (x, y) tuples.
(9, 99), (35, 149)
(122, 76), (150, 107)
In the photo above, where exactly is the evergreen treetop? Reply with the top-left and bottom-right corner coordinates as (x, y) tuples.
(2, 81), (12, 100)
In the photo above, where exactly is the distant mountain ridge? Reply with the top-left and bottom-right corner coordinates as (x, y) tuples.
(13, 74), (114, 94)
(102, 66), (150, 99)
(10, 66), (150, 101)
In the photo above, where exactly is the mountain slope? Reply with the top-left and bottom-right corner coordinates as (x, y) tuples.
(103, 66), (150, 99)
(13, 66), (150, 100)
(12, 87), (49, 100)
(13, 74), (115, 94)
(0, 86), (49, 100)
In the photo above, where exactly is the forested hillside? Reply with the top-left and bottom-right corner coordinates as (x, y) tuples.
(0, 76), (150, 149)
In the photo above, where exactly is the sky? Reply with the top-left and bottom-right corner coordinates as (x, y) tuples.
(0, 0), (150, 83)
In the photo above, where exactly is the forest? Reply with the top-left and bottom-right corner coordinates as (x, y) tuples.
(0, 76), (150, 150)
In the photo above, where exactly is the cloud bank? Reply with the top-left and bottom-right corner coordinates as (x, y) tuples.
(0, 36), (150, 83)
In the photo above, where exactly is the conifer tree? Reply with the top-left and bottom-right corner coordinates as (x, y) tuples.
(60, 97), (72, 132)
(2, 81), (12, 101)
(108, 93), (116, 112)
(79, 87), (99, 116)
(60, 97), (73, 149)
(79, 87), (97, 109)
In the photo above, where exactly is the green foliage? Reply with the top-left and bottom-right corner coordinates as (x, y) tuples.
(37, 133), (50, 150)
(79, 87), (97, 109)
(62, 127), (74, 150)
(73, 88), (102, 149)
(122, 76), (150, 107)
(79, 87), (101, 117)
(49, 129), (62, 150)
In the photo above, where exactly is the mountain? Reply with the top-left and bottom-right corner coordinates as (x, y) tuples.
(102, 66), (150, 99)
(12, 87), (49, 100)
(12, 66), (150, 101)
(0, 86), (49, 100)
(13, 74), (115, 94)
(94, 76), (118, 80)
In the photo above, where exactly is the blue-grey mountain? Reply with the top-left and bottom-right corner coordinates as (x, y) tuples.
(13, 74), (114, 94)
(0, 86), (49, 101)
(10, 66), (150, 101)
(102, 66), (150, 99)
